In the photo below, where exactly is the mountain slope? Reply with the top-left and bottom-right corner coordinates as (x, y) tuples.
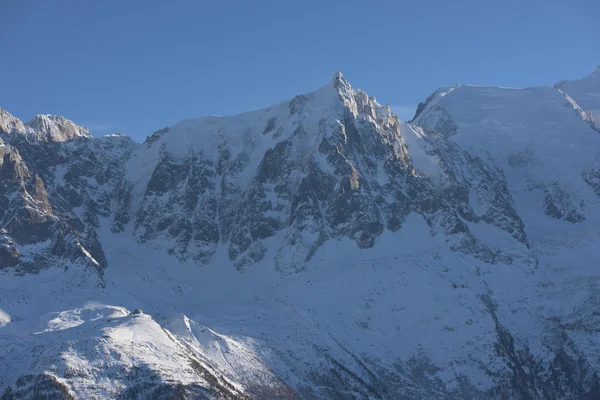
(1, 69), (600, 399)
(413, 74), (600, 397)
(555, 65), (600, 128)
(413, 81), (600, 232)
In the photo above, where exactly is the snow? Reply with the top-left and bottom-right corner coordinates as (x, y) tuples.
(555, 66), (600, 126)
(0, 207), (525, 395)
(400, 124), (441, 180)
(0, 309), (10, 327)
(415, 82), (600, 242)
(408, 73), (600, 377)
(144, 78), (345, 191)
(124, 142), (162, 213)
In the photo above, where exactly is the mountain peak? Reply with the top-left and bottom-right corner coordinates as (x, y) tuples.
(0, 108), (25, 135)
(331, 71), (354, 101)
(327, 73), (395, 123)
(25, 113), (92, 142)
(332, 71), (350, 90)
(1, 109), (93, 142)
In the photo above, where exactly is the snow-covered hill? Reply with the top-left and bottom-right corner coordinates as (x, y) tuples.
(1, 68), (600, 399)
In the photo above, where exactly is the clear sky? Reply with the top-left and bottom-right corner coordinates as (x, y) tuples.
(1, 0), (598, 141)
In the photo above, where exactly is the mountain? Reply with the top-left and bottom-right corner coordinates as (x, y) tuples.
(1, 68), (600, 399)
(0, 109), (92, 142)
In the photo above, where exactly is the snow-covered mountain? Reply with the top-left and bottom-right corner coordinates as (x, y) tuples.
(1, 68), (600, 399)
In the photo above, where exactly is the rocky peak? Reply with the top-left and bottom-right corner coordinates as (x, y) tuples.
(0, 108), (25, 135)
(24, 114), (92, 142)
(332, 71), (352, 97)
(331, 72), (394, 125)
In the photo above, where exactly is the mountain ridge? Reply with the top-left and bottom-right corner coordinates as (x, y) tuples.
(4, 67), (598, 145)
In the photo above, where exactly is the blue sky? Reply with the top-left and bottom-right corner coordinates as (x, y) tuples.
(1, 0), (598, 141)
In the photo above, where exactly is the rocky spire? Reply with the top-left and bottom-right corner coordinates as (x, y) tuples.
(0, 152), (30, 183)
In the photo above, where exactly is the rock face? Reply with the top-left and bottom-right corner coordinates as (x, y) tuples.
(114, 74), (530, 271)
(0, 112), (108, 273)
(1, 68), (600, 399)
(0, 229), (20, 267)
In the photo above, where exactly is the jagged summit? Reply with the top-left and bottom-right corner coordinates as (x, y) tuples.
(0, 108), (25, 135)
(150, 73), (396, 159)
(2, 74), (397, 149)
(0, 108), (92, 142)
(25, 113), (91, 141)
